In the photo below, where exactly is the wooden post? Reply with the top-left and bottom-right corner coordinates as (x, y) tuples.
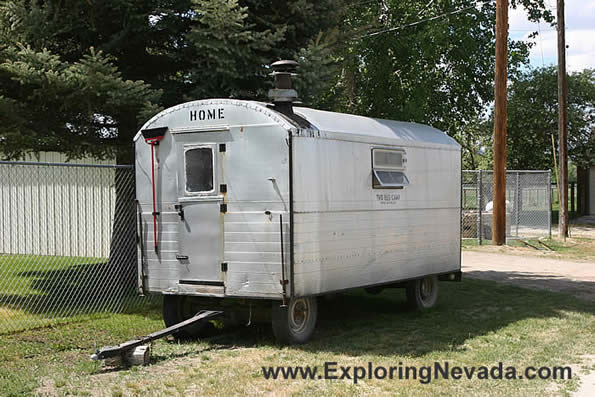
(492, 0), (508, 245)
(557, 0), (568, 240)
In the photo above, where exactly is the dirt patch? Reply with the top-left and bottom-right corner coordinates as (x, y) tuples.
(566, 354), (595, 397)
(463, 251), (595, 301)
(79, 345), (251, 396)
(34, 378), (58, 397)
(566, 225), (595, 239)
(572, 354), (595, 397)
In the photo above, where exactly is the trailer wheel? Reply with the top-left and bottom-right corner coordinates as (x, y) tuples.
(271, 297), (317, 344)
(162, 295), (207, 339)
(406, 276), (439, 310)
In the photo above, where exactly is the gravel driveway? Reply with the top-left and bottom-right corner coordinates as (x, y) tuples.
(462, 251), (595, 301)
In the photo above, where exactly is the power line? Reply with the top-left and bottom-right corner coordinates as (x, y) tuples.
(364, 6), (477, 38)
(344, 0), (379, 8)
(417, 0), (437, 17)
(509, 28), (556, 31)
(538, 21), (545, 67)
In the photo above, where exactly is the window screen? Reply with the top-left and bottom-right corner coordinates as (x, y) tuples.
(373, 150), (404, 169)
(372, 148), (409, 188)
(185, 147), (213, 193)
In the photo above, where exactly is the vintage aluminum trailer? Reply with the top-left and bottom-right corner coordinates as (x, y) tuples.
(134, 61), (461, 344)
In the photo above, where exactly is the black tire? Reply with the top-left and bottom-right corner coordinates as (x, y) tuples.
(406, 276), (439, 311)
(162, 295), (208, 339)
(271, 297), (318, 344)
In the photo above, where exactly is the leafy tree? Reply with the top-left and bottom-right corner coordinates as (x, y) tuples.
(240, 0), (346, 107)
(315, 0), (553, 140)
(506, 67), (594, 170)
(459, 116), (493, 170)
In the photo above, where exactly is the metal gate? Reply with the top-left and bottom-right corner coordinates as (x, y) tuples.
(462, 170), (552, 243)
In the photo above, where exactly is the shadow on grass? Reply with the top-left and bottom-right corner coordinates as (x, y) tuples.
(6, 259), (593, 363)
(0, 259), (139, 318)
(464, 270), (595, 302)
(174, 279), (595, 359)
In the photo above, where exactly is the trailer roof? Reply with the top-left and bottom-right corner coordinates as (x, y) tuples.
(134, 99), (459, 149)
(293, 107), (459, 148)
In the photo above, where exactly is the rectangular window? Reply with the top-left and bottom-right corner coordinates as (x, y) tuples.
(185, 147), (214, 193)
(372, 148), (409, 189)
(373, 149), (404, 170)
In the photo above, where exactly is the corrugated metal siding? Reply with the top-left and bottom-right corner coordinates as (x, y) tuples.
(134, 111), (291, 297)
(0, 152), (119, 257)
(223, 212), (288, 298)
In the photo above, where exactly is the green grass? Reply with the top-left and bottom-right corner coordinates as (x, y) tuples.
(0, 254), (144, 334)
(0, 254), (105, 297)
(1, 279), (593, 396)
(461, 239), (480, 248)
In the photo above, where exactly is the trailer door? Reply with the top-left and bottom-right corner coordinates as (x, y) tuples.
(175, 143), (224, 284)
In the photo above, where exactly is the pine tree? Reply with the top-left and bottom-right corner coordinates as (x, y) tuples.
(0, 0), (344, 161)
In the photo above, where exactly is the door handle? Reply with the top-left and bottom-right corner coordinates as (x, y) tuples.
(174, 204), (184, 221)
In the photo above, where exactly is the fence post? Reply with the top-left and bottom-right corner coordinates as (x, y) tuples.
(547, 169), (552, 239)
(478, 169), (483, 245)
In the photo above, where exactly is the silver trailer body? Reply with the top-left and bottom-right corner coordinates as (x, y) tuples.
(134, 99), (461, 301)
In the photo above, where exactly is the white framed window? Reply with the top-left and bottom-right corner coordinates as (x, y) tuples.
(372, 148), (409, 189)
(184, 145), (215, 195)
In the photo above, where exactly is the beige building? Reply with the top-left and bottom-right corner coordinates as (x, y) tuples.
(0, 152), (119, 257)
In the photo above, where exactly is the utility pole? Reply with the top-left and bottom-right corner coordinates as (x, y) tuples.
(492, 0), (508, 245)
(557, 0), (568, 240)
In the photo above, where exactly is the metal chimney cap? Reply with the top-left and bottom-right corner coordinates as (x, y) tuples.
(270, 60), (298, 72)
(269, 60), (298, 106)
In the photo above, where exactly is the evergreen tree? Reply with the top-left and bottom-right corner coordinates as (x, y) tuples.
(0, 0), (343, 162)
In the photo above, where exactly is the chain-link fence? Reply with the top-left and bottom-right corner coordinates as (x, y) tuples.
(0, 161), (143, 334)
(462, 170), (552, 244)
(0, 163), (554, 333)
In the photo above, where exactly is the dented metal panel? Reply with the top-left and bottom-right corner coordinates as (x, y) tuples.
(136, 100), (290, 298)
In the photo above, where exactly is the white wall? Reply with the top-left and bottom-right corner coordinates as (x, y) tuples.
(0, 152), (119, 258)
(15, 152), (115, 165)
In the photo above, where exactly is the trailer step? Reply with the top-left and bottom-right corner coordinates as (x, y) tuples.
(91, 310), (223, 361)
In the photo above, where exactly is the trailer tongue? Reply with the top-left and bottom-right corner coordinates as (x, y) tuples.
(91, 310), (223, 365)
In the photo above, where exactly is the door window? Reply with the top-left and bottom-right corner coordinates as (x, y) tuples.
(185, 147), (214, 193)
